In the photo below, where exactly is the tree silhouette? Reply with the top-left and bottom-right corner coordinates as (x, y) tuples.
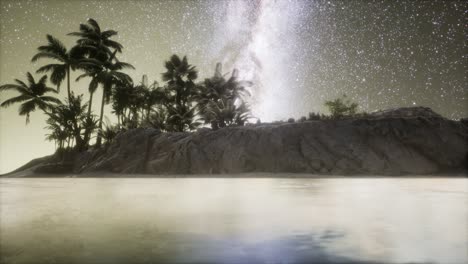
(161, 55), (199, 132)
(0, 72), (61, 123)
(45, 94), (98, 151)
(324, 94), (358, 118)
(69, 18), (126, 146)
(32, 34), (88, 102)
(77, 53), (134, 146)
(197, 63), (252, 129)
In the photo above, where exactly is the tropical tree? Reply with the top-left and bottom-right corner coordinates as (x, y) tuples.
(68, 18), (123, 60)
(31, 34), (90, 102)
(197, 63), (252, 129)
(0, 72), (61, 123)
(137, 75), (165, 124)
(69, 18), (125, 145)
(161, 54), (199, 132)
(165, 104), (200, 132)
(98, 121), (120, 147)
(45, 93), (98, 151)
(147, 106), (169, 131)
(45, 119), (69, 151)
(76, 53), (134, 146)
(111, 80), (133, 127)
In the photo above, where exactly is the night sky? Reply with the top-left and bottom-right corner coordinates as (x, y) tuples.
(0, 0), (467, 173)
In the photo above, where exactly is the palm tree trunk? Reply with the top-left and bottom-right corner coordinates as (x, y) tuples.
(67, 65), (71, 102)
(87, 92), (93, 119)
(82, 91), (94, 148)
(96, 89), (106, 147)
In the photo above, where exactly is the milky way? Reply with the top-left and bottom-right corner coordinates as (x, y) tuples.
(1, 0), (466, 120)
(0, 0), (466, 172)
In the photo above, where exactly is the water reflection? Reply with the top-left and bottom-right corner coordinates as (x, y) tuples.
(0, 177), (467, 264)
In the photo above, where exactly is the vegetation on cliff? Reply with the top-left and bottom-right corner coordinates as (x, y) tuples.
(1, 18), (368, 157)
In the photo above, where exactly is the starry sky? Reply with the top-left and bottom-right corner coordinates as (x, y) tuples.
(0, 0), (467, 173)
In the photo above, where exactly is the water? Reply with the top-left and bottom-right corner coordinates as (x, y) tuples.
(0, 176), (467, 264)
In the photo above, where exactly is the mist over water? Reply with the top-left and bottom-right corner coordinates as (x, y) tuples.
(1, 176), (467, 264)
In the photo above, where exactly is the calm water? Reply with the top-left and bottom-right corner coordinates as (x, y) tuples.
(0, 176), (467, 264)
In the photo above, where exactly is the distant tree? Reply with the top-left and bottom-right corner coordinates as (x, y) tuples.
(165, 104), (201, 132)
(161, 54), (199, 132)
(324, 94), (358, 118)
(140, 77), (165, 124)
(98, 121), (120, 146)
(147, 106), (169, 131)
(197, 63), (252, 130)
(308, 112), (322, 121)
(0, 72), (61, 123)
(111, 80), (134, 127)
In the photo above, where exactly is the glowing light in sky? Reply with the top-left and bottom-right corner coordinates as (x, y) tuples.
(215, 0), (306, 121)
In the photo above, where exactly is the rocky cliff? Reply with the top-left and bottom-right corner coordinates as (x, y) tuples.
(69, 107), (467, 176)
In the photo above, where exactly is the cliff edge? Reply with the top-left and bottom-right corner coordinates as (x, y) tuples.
(68, 107), (467, 176)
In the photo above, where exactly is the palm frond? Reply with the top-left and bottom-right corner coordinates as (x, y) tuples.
(40, 96), (62, 105)
(37, 75), (48, 86)
(14, 79), (28, 88)
(75, 72), (93, 82)
(103, 39), (123, 52)
(114, 61), (135, 70)
(49, 66), (67, 88)
(36, 63), (64, 74)
(1, 95), (32, 107)
(87, 18), (101, 33)
(26, 72), (35, 86)
(40, 35), (67, 57)
(0, 84), (30, 94)
(44, 87), (58, 94)
(88, 77), (99, 93)
(18, 100), (36, 123)
(32, 52), (66, 63)
(101, 30), (117, 38)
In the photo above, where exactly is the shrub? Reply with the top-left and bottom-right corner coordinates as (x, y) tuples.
(324, 94), (358, 118)
(308, 112), (321, 120)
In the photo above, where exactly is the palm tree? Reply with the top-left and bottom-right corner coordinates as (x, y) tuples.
(200, 99), (251, 129)
(197, 63), (252, 129)
(68, 18), (123, 59)
(31, 34), (88, 102)
(98, 121), (120, 147)
(165, 104), (200, 132)
(45, 120), (68, 151)
(111, 80), (132, 127)
(136, 75), (165, 124)
(162, 55), (198, 106)
(69, 18), (124, 142)
(77, 54), (134, 147)
(0, 72), (61, 123)
(147, 106), (169, 131)
(45, 93), (98, 151)
(161, 55), (199, 132)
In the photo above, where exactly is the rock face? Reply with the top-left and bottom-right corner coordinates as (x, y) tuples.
(73, 107), (468, 176)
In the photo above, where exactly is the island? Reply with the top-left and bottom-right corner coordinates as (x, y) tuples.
(5, 107), (467, 177)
